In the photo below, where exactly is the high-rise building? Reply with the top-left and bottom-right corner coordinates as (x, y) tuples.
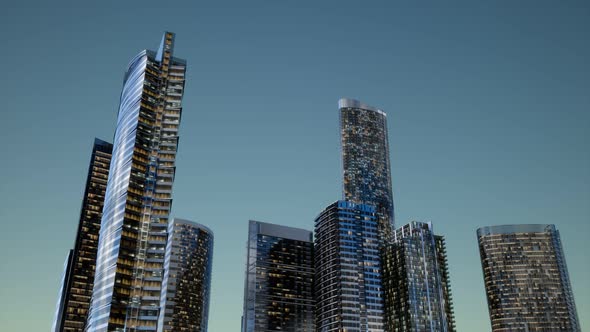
(381, 221), (455, 332)
(52, 251), (74, 332)
(86, 32), (186, 332)
(434, 234), (454, 332)
(158, 219), (214, 332)
(477, 224), (580, 331)
(242, 220), (315, 332)
(314, 200), (383, 332)
(340, 98), (394, 234)
(52, 138), (113, 332)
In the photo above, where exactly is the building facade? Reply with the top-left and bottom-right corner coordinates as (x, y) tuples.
(381, 221), (455, 332)
(52, 251), (75, 332)
(314, 200), (383, 332)
(158, 219), (214, 332)
(86, 32), (186, 332)
(477, 224), (579, 331)
(52, 138), (113, 332)
(242, 220), (315, 332)
(434, 235), (454, 332)
(340, 98), (394, 234)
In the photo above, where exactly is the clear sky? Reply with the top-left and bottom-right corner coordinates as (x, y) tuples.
(0, 1), (588, 331)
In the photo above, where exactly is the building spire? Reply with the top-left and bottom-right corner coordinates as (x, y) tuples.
(156, 31), (175, 62)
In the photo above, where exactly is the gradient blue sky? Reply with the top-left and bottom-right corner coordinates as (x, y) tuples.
(0, 1), (588, 330)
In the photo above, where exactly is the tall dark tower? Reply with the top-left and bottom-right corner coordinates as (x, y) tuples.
(242, 220), (315, 332)
(51, 138), (113, 332)
(314, 201), (384, 332)
(340, 98), (394, 235)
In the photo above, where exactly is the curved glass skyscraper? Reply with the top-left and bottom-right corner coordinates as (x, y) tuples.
(86, 32), (186, 332)
(340, 98), (394, 235)
(477, 224), (579, 331)
(158, 219), (213, 332)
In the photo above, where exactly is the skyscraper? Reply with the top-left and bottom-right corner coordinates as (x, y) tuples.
(242, 220), (315, 332)
(477, 224), (580, 331)
(340, 98), (394, 234)
(86, 32), (186, 332)
(434, 234), (454, 332)
(381, 221), (455, 332)
(158, 219), (213, 332)
(52, 251), (74, 332)
(52, 138), (113, 332)
(314, 200), (383, 332)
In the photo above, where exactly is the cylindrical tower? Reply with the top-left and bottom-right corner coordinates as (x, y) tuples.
(158, 219), (214, 332)
(477, 224), (579, 331)
(340, 98), (394, 236)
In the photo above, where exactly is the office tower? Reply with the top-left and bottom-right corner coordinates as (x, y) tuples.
(340, 98), (394, 234)
(242, 220), (314, 332)
(52, 138), (113, 332)
(314, 200), (383, 332)
(86, 32), (186, 332)
(477, 224), (580, 331)
(381, 221), (455, 332)
(158, 219), (214, 332)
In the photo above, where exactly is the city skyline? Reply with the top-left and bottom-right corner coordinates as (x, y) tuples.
(1, 1), (588, 331)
